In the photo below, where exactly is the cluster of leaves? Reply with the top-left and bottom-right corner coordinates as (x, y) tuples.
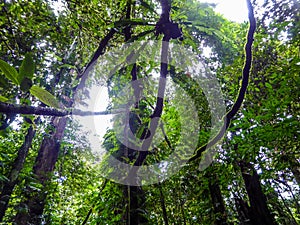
(0, 0), (299, 224)
(0, 54), (60, 108)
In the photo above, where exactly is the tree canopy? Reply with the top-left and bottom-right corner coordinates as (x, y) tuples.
(0, 0), (299, 224)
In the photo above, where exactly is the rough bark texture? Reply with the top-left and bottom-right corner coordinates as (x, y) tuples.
(0, 125), (36, 221)
(239, 160), (277, 225)
(14, 117), (67, 224)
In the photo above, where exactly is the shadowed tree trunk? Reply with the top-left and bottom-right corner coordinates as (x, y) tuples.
(14, 117), (67, 224)
(121, 1), (148, 223)
(0, 125), (36, 222)
(158, 183), (169, 225)
(207, 172), (229, 225)
(208, 180), (228, 225)
(239, 160), (277, 225)
(234, 196), (252, 225)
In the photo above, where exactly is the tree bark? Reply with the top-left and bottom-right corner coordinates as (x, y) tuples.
(13, 117), (67, 224)
(239, 160), (277, 225)
(123, 185), (148, 225)
(0, 125), (36, 222)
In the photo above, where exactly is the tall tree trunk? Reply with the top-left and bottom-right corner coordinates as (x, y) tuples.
(127, 186), (148, 225)
(0, 125), (36, 222)
(239, 160), (277, 225)
(207, 173), (229, 225)
(14, 117), (67, 224)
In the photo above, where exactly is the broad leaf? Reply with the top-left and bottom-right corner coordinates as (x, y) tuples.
(19, 53), (35, 82)
(0, 95), (8, 102)
(30, 85), (60, 109)
(0, 59), (19, 85)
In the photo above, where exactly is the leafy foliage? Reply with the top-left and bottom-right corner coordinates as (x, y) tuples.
(0, 0), (299, 224)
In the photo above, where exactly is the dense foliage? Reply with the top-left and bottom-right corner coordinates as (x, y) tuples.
(0, 0), (299, 224)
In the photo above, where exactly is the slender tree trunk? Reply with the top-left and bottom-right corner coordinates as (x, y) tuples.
(239, 160), (277, 225)
(0, 125), (36, 222)
(207, 173), (229, 225)
(158, 183), (169, 225)
(178, 185), (187, 225)
(14, 117), (67, 224)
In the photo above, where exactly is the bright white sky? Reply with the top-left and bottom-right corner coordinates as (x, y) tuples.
(53, 0), (252, 22)
(199, 0), (249, 22)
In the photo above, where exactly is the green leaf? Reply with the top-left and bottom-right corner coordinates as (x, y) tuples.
(19, 53), (35, 82)
(139, 0), (157, 14)
(0, 95), (8, 102)
(0, 76), (9, 88)
(0, 59), (19, 85)
(58, 64), (77, 69)
(265, 82), (273, 89)
(30, 85), (60, 109)
(0, 175), (9, 182)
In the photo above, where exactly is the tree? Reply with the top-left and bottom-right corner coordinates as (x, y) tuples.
(1, 0), (299, 224)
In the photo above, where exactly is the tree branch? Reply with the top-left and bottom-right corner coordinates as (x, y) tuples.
(0, 102), (122, 117)
(76, 29), (117, 90)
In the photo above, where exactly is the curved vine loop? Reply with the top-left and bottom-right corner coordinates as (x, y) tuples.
(189, 0), (256, 162)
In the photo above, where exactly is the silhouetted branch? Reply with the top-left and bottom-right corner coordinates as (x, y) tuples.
(0, 102), (122, 117)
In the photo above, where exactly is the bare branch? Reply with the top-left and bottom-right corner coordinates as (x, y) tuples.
(0, 102), (122, 117)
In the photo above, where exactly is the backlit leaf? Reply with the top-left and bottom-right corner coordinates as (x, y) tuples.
(19, 53), (35, 82)
(0, 95), (8, 102)
(0, 60), (19, 85)
(30, 85), (60, 109)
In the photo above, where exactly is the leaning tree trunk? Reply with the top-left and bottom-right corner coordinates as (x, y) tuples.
(238, 160), (277, 225)
(0, 125), (36, 222)
(14, 117), (67, 224)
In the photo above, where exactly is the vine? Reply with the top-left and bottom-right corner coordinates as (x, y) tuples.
(188, 0), (256, 162)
